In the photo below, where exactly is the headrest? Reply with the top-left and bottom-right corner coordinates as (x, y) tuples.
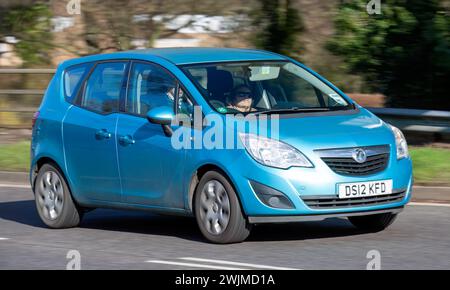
(207, 69), (234, 100)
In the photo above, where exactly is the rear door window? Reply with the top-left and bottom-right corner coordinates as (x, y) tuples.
(81, 62), (128, 114)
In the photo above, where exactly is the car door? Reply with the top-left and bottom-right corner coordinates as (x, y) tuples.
(63, 61), (129, 202)
(117, 61), (190, 208)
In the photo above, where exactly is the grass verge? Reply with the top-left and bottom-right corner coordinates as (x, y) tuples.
(0, 141), (30, 172)
(409, 146), (450, 186)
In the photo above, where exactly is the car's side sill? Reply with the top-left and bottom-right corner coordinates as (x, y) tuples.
(248, 207), (404, 224)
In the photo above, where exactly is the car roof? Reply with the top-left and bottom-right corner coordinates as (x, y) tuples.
(131, 47), (287, 65)
(60, 47), (288, 68)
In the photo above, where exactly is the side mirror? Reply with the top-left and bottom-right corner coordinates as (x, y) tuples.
(146, 106), (174, 125)
(146, 106), (174, 137)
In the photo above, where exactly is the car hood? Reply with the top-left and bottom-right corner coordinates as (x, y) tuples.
(234, 108), (395, 151)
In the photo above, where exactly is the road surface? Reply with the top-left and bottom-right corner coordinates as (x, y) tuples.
(1, 185), (449, 270)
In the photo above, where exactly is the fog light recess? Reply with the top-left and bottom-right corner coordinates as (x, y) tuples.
(250, 181), (295, 209)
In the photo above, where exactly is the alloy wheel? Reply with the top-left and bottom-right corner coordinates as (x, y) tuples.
(36, 171), (64, 220)
(199, 180), (231, 235)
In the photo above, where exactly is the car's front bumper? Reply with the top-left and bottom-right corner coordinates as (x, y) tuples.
(248, 206), (404, 224)
(226, 150), (413, 217)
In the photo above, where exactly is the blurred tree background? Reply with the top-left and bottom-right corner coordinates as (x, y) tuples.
(251, 0), (304, 59)
(0, 2), (53, 65)
(0, 0), (449, 111)
(328, 0), (450, 109)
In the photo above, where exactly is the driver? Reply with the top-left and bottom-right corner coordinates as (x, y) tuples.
(167, 86), (183, 102)
(227, 85), (255, 113)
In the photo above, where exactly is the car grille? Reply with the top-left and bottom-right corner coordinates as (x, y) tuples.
(316, 145), (390, 176)
(301, 190), (406, 209)
(322, 153), (389, 176)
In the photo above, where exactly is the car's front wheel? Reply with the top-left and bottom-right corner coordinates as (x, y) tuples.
(34, 163), (82, 228)
(194, 171), (252, 243)
(348, 212), (397, 232)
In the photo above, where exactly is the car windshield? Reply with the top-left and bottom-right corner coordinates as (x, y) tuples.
(181, 61), (352, 114)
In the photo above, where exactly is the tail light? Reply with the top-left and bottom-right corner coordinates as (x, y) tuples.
(32, 111), (40, 128)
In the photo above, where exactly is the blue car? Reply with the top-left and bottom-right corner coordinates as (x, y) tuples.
(30, 48), (413, 243)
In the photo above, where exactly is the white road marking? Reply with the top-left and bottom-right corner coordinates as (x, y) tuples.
(146, 260), (246, 270)
(0, 183), (30, 189)
(180, 257), (300, 270)
(409, 202), (450, 207)
(0, 238), (9, 241)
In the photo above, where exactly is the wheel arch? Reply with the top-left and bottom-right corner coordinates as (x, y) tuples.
(31, 156), (72, 198)
(187, 163), (243, 213)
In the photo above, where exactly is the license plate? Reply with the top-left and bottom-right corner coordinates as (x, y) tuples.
(338, 180), (392, 199)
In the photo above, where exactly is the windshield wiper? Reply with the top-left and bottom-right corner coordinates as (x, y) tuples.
(253, 107), (332, 115)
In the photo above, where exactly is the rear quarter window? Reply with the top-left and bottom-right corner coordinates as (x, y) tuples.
(63, 63), (93, 103)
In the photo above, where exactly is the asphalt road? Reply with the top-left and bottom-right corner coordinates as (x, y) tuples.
(1, 186), (449, 270)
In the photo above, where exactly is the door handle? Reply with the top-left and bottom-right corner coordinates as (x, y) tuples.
(95, 129), (112, 140)
(119, 135), (135, 146)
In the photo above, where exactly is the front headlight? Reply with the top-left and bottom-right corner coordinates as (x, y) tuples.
(389, 125), (409, 159)
(239, 133), (313, 169)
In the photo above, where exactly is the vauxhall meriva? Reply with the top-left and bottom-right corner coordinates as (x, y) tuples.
(30, 48), (413, 243)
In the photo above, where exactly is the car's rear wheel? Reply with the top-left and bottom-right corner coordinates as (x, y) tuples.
(194, 171), (252, 243)
(34, 163), (82, 228)
(348, 212), (397, 232)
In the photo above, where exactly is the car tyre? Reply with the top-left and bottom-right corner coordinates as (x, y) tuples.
(194, 171), (252, 244)
(348, 212), (397, 232)
(34, 163), (82, 228)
